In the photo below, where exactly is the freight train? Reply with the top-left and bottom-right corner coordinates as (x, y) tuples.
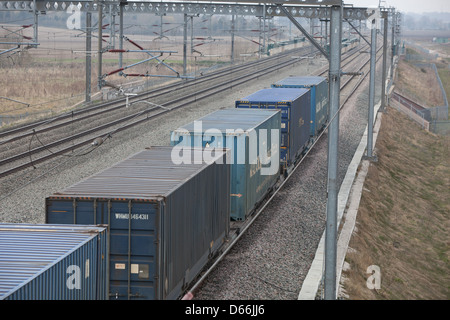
(0, 76), (329, 300)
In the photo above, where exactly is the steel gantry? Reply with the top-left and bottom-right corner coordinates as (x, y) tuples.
(0, 0), (398, 300)
(0, 1), (379, 87)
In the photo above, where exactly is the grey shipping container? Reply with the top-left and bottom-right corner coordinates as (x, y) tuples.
(0, 224), (108, 300)
(236, 88), (311, 169)
(272, 76), (329, 137)
(45, 146), (230, 300)
(171, 108), (281, 221)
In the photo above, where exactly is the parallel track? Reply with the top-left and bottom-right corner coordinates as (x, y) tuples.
(0, 46), (312, 142)
(1, 46), (315, 178)
(0, 44), (363, 179)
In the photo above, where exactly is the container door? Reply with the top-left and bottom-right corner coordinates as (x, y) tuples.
(107, 200), (159, 300)
(310, 87), (317, 136)
(230, 134), (247, 220)
(278, 104), (290, 167)
(46, 198), (159, 300)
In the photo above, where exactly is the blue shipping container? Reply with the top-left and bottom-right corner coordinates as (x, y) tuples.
(171, 108), (281, 221)
(236, 88), (311, 169)
(0, 224), (108, 300)
(45, 146), (230, 300)
(272, 76), (329, 137)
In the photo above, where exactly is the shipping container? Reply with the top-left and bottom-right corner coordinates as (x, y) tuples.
(45, 146), (230, 300)
(236, 88), (311, 169)
(0, 224), (108, 300)
(272, 76), (329, 137)
(171, 108), (281, 221)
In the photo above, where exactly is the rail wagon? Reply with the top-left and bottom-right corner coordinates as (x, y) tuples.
(235, 88), (311, 170)
(0, 224), (108, 300)
(272, 76), (329, 137)
(171, 108), (281, 221)
(46, 146), (230, 300)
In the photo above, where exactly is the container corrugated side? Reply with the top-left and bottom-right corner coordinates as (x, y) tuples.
(235, 88), (311, 169)
(272, 76), (329, 137)
(171, 108), (281, 221)
(45, 146), (230, 300)
(0, 224), (108, 300)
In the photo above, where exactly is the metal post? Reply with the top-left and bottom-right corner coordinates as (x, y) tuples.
(359, 20), (362, 47)
(380, 14), (388, 113)
(97, 1), (103, 90)
(262, 6), (266, 56)
(324, 3), (342, 301)
(33, 1), (38, 46)
(231, 14), (235, 63)
(190, 15), (194, 55)
(183, 13), (188, 76)
(310, 18), (313, 56)
(119, 3), (124, 70)
(390, 10), (395, 79)
(208, 14), (212, 40)
(111, 12), (116, 49)
(86, 11), (92, 103)
(366, 19), (377, 160)
(258, 16), (262, 58)
(320, 19), (323, 47)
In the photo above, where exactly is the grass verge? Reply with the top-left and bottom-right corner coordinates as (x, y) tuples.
(342, 107), (450, 300)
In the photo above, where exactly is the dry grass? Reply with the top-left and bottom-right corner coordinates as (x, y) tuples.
(342, 107), (450, 300)
(342, 40), (450, 299)
(0, 25), (283, 126)
(396, 55), (445, 108)
(0, 61), (86, 113)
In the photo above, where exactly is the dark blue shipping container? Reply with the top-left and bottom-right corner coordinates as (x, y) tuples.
(235, 88), (311, 169)
(0, 224), (108, 300)
(45, 146), (230, 300)
(170, 108), (281, 221)
(272, 76), (329, 137)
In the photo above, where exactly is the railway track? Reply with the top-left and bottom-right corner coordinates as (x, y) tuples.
(0, 45), (313, 143)
(0, 43), (365, 179)
(183, 41), (384, 299)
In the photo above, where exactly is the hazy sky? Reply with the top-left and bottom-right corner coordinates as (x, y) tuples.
(346, 0), (449, 14)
